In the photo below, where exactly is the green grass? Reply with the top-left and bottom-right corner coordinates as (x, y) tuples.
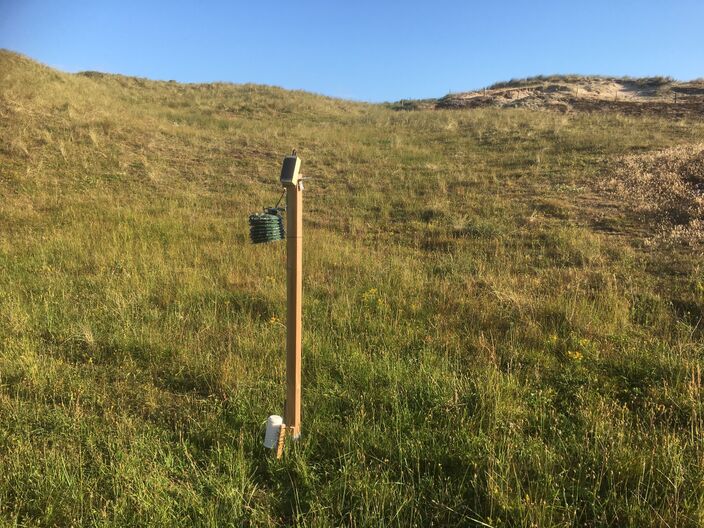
(1, 49), (703, 527)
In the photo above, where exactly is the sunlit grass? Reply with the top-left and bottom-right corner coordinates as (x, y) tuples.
(1, 49), (703, 527)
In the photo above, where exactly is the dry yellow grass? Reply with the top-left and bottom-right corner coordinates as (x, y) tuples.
(606, 143), (704, 245)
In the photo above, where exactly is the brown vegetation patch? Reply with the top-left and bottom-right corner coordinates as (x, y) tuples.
(604, 144), (704, 245)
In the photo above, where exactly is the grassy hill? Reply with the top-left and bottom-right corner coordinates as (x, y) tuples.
(1, 49), (703, 527)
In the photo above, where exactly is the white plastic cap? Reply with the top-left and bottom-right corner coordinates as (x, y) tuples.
(263, 415), (283, 449)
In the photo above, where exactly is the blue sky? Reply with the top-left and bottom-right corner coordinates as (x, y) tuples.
(1, 0), (702, 102)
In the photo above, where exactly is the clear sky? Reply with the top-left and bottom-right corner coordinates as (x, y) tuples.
(1, 0), (702, 102)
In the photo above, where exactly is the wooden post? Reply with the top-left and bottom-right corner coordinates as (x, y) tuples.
(284, 180), (303, 439)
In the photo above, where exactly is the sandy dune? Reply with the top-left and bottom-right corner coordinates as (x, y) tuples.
(432, 76), (704, 117)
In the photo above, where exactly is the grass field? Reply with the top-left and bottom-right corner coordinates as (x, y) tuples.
(1, 50), (703, 527)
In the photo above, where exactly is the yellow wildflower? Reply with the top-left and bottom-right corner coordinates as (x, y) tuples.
(567, 350), (583, 361)
(361, 288), (378, 303)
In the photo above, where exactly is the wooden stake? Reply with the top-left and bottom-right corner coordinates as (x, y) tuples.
(284, 180), (303, 439)
(276, 424), (287, 459)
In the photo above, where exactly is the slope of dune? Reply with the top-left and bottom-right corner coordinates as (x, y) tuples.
(2, 49), (704, 527)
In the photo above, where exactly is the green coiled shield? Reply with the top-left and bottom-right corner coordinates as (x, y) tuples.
(248, 209), (285, 244)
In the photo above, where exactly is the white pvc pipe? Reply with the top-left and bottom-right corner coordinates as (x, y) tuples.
(263, 415), (283, 449)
